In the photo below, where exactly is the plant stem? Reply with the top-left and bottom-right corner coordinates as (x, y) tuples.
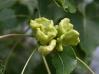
(21, 49), (36, 74)
(0, 34), (30, 39)
(76, 56), (95, 74)
(42, 55), (51, 74)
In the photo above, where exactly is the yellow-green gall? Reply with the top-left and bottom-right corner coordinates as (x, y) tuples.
(62, 30), (80, 46)
(30, 17), (80, 54)
(36, 28), (48, 45)
(30, 17), (57, 45)
(30, 20), (42, 29)
(38, 39), (56, 55)
(55, 39), (63, 51)
(34, 17), (49, 24)
(58, 18), (73, 36)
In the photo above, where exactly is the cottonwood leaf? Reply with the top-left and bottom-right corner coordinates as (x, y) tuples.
(52, 46), (77, 74)
(54, 0), (77, 13)
(0, 0), (16, 10)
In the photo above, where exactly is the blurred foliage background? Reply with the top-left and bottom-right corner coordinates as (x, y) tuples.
(0, 0), (99, 74)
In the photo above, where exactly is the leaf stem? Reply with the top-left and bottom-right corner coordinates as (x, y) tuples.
(76, 56), (95, 74)
(21, 49), (36, 74)
(71, 48), (95, 74)
(42, 55), (51, 74)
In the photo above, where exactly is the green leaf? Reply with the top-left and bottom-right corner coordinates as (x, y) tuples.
(70, 2), (99, 56)
(52, 46), (77, 74)
(19, 0), (38, 15)
(38, 0), (66, 23)
(0, 63), (4, 74)
(54, 0), (77, 13)
(5, 43), (34, 74)
(81, 19), (99, 55)
(0, 0), (16, 10)
(0, 8), (17, 33)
